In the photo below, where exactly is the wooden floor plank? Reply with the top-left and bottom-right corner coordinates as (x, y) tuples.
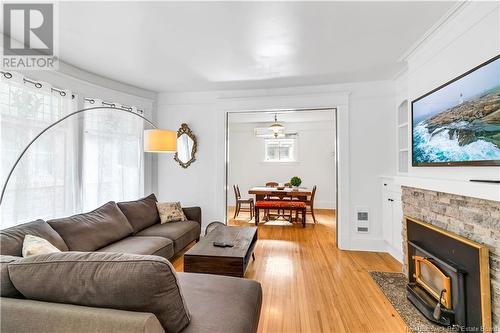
(172, 208), (408, 333)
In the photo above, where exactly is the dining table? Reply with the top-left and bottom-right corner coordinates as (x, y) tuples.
(248, 186), (312, 201)
(248, 186), (312, 221)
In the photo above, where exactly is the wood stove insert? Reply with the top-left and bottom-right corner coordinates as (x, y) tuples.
(405, 217), (491, 331)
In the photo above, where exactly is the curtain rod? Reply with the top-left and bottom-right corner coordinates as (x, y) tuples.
(1, 70), (72, 98)
(83, 97), (144, 114)
(1, 70), (144, 113)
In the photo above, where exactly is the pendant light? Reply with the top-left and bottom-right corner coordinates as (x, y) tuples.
(269, 113), (284, 138)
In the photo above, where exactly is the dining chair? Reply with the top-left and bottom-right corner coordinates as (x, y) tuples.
(290, 185), (317, 223)
(264, 181), (282, 200)
(280, 182), (294, 217)
(264, 181), (282, 219)
(233, 185), (254, 220)
(305, 185), (317, 223)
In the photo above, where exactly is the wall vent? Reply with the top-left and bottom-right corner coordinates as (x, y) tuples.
(355, 207), (369, 233)
(357, 226), (369, 233)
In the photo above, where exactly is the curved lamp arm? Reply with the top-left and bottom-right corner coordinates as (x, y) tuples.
(0, 106), (160, 206)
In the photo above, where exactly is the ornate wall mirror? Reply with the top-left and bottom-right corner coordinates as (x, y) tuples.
(174, 123), (197, 168)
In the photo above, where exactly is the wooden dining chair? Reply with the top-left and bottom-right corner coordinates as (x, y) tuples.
(264, 181), (281, 200)
(290, 185), (317, 223)
(233, 185), (254, 220)
(264, 181), (282, 219)
(305, 185), (317, 223)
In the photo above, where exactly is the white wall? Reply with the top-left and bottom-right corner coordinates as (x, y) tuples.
(156, 80), (396, 250)
(404, 1), (500, 183)
(228, 120), (336, 209)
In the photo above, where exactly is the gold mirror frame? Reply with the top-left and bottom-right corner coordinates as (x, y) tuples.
(174, 123), (197, 168)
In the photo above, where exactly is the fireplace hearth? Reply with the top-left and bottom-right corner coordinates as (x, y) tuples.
(405, 217), (491, 331)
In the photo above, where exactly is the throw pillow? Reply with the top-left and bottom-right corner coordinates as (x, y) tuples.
(22, 235), (61, 257)
(8, 252), (191, 333)
(157, 202), (187, 223)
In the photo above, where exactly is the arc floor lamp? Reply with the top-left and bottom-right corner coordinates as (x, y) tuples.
(0, 106), (177, 205)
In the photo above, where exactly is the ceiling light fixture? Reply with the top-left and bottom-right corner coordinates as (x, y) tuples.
(269, 113), (284, 138)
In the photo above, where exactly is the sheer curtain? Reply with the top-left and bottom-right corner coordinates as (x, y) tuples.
(0, 73), (78, 228)
(81, 99), (144, 211)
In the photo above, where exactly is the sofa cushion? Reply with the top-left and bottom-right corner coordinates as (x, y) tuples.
(117, 194), (160, 233)
(48, 202), (134, 251)
(0, 220), (68, 256)
(8, 252), (191, 333)
(0, 255), (22, 298)
(0, 298), (166, 333)
(97, 236), (174, 259)
(137, 221), (201, 253)
(178, 272), (262, 333)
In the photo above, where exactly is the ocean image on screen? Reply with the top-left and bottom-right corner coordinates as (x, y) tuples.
(412, 57), (500, 164)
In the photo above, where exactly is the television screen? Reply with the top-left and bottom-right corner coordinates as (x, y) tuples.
(412, 55), (500, 166)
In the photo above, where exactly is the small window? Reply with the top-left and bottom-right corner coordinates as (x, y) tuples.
(264, 139), (296, 162)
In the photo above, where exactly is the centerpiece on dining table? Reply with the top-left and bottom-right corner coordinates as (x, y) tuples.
(290, 176), (302, 190)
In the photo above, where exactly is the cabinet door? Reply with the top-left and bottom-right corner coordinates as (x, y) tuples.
(392, 196), (403, 254)
(382, 191), (393, 244)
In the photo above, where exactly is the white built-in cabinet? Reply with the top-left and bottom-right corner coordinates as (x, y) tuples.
(381, 176), (403, 262)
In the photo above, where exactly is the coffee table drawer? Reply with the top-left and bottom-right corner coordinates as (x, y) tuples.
(184, 255), (245, 277)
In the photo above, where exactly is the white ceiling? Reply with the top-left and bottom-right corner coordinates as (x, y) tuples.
(53, 1), (456, 92)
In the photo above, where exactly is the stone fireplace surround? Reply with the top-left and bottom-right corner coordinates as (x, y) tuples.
(401, 186), (500, 329)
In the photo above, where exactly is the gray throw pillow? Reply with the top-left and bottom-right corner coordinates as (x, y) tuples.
(8, 252), (191, 333)
(0, 255), (22, 298)
(0, 219), (68, 256)
(47, 202), (134, 251)
(117, 194), (160, 233)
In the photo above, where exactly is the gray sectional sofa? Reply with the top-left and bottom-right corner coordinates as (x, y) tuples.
(0, 194), (262, 333)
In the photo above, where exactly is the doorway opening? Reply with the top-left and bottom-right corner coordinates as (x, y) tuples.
(224, 108), (338, 243)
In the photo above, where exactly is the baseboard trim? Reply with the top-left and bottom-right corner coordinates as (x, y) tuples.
(348, 238), (387, 252)
(347, 238), (404, 263)
(386, 242), (404, 263)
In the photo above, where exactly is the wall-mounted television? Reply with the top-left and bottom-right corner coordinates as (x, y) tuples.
(412, 55), (500, 167)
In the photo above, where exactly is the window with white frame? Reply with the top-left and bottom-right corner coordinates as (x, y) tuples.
(0, 73), (146, 228)
(264, 138), (296, 162)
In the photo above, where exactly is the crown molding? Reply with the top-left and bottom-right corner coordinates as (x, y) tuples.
(398, 1), (469, 63)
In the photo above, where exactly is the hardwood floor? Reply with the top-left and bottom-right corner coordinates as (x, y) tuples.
(172, 208), (408, 333)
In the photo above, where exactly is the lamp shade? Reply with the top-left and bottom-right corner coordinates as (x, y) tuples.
(144, 129), (177, 153)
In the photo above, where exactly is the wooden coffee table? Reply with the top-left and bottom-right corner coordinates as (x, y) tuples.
(184, 226), (257, 278)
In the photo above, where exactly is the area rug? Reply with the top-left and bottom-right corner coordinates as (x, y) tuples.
(369, 272), (458, 333)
